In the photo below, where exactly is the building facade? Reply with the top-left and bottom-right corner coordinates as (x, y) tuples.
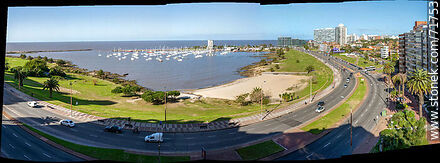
(313, 28), (336, 42)
(278, 37), (292, 47)
(207, 40), (214, 50)
(335, 24), (347, 45)
(381, 46), (389, 59)
(398, 21), (432, 75)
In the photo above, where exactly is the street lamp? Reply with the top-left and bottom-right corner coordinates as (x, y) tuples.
(261, 81), (266, 119)
(69, 81), (77, 117)
(350, 106), (353, 154)
(164, 87), (167, 125)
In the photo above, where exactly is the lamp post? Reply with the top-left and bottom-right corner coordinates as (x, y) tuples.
(350, 106), (353, 154)
(261, 81), (266, 119)
(310, 77), (313, 103)
(164, 87), (167, 124)
(70, 81), (73, 117)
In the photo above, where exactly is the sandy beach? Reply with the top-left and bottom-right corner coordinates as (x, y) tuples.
(192, 73), (311, 101)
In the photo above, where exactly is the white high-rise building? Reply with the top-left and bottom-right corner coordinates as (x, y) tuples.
(361, 34), (368, 40)
(313, 28), (336, 42)
(207, 40), (214, 50)
(381, 46), (389, 59)
(335, 24), (347, 45)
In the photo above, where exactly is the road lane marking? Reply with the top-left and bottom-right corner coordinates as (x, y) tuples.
(184, 137), (195, 140)
(9, 144), (15, 149)
(43, 153), (52, 158)
(323, 142), (331, 148)
(25, 142), (31, 147)
(89, 134), (98, 138)
(306, 153), (314, 160)
(70, 129), (79, 132)
(336, 134), (342, 139)
(23, 155), (30, 160)
(12, 133), (18, 137)
(207, 135), (216, 138)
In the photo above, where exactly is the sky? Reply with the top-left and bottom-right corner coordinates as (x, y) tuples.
(6, 0), (428, 42)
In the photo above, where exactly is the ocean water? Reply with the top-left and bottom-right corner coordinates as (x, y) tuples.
(5, 40), (276, 91)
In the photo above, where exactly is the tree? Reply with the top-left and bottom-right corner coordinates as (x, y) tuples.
(56, 59), (67, 66)
(49, 66), (66, 77)
(23, 59), (49, 77)
(235, 93), (250, 106)
(383, 62), (395, 105)
(279, 92), (295, 102)
(392, 73), (407, 98)
(5, 61), (9, 71)
(305, 65), (315, 73)
(11, 66), (28, 89)
(20, 54), (27, 59)
(249, 87), (264, 103)
(141, 91), (166, 104)
(96, 69), (105, 79)
(43, 77), (60, 98)
(406, 69), (431, 118)
(166, 91), (180, 101)
(380, 110), (427, 151)
(111, 85), (141, 96)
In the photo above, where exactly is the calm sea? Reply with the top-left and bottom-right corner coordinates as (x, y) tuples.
(5, 40), (277, 91)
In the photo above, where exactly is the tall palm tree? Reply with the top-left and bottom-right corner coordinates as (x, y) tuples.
(392, 73), (407, 98)
(406, 69), (431, 118)
(383, 62), (395, 105)
(12, 66), (28, 89)
(43, 77), (60, 98)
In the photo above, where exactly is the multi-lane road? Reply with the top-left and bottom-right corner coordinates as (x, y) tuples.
(277, 49), (387, 160)
(1, 115), (83, 161)
(1, 48), (386, 161)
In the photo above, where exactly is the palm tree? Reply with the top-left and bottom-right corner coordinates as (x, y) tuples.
(392, 73), (407, 98)
(406, 69), (431, 118)
(383, 62), (395, 105)
(12, 66), (28, 89)
(43, 77), (60, 98)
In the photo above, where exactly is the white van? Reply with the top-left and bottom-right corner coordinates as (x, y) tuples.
(144, 133), (163, 143)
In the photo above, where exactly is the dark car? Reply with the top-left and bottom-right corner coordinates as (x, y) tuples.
(104, 125), (123, 133)
(317, 101), (325, 106)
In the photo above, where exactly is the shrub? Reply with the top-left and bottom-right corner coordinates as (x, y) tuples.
(49, 66), (66, 77)
(235, 93), (250, 106)
(23, 59), (49, 77)
(20, 54), (27, 59)
(142, 91), (166, 104)
(56, 59), (67, 66)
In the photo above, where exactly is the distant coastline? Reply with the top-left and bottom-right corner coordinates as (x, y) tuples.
(6, 49), (93, 54)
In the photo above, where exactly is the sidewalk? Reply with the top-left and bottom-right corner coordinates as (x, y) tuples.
(3, 53), (341, 134)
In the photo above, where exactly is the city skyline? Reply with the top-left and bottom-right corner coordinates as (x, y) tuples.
(7, 1), (428, 42)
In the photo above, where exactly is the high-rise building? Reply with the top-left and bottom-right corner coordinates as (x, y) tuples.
(335, 24), (347, 45)
(313, 28), (335, 42)
(347, 33), (358, 43)
(398, 34), (406, 73)
(277, 37), (306, 47)
(278, 37), (292, 47)
(381, 46), (389, 59)
(398, 21), (431, 74)
(207, 40), (214, 49)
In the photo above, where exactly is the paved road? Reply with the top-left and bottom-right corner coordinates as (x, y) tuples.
(277, 49), (387, 160)
(2, 49), (360, 156)
(1, 115), (83, 161)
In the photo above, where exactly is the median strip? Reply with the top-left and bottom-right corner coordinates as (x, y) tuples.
(236, 140), (285, 161)
(301, 76), (367, 134)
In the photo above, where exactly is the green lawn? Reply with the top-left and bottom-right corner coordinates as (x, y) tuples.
(236, 140), (284, 160)
(277, 50), (334, 100)
(301, 77), (367, 134)
(22, 123), (189, 163)
(333, 53), (382, 69)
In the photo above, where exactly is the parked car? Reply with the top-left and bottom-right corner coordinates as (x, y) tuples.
(104, 125), (122, 133)
(27, 101), (38, 108)
(145, 133), (163, 143)
(315, 106), (325, 113)
(317, 101), (325, 106)
(60, 119), (75, 127)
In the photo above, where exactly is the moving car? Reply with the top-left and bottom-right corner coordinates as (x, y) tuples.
(145, 133), (163, 143)
(27, 101), (38, 108)
(346, 78), (350, 83)
(317, 101), (325, 106)
(104, 125), (123, 133)
(60, 119), (75, 127)
(344, 84), (348, 88)
(315, 106), (325, 113)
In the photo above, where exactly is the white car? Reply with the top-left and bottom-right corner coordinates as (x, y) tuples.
(60, 119), (75, 127)
(27, 101), (38, 108)
(315, 106), (325, 113)
(145, 133), (163, 143)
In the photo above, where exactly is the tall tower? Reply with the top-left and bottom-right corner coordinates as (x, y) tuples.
(335, 24), (347, 45)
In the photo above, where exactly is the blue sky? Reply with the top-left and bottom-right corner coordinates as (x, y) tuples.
(7, 0), (428, 42)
